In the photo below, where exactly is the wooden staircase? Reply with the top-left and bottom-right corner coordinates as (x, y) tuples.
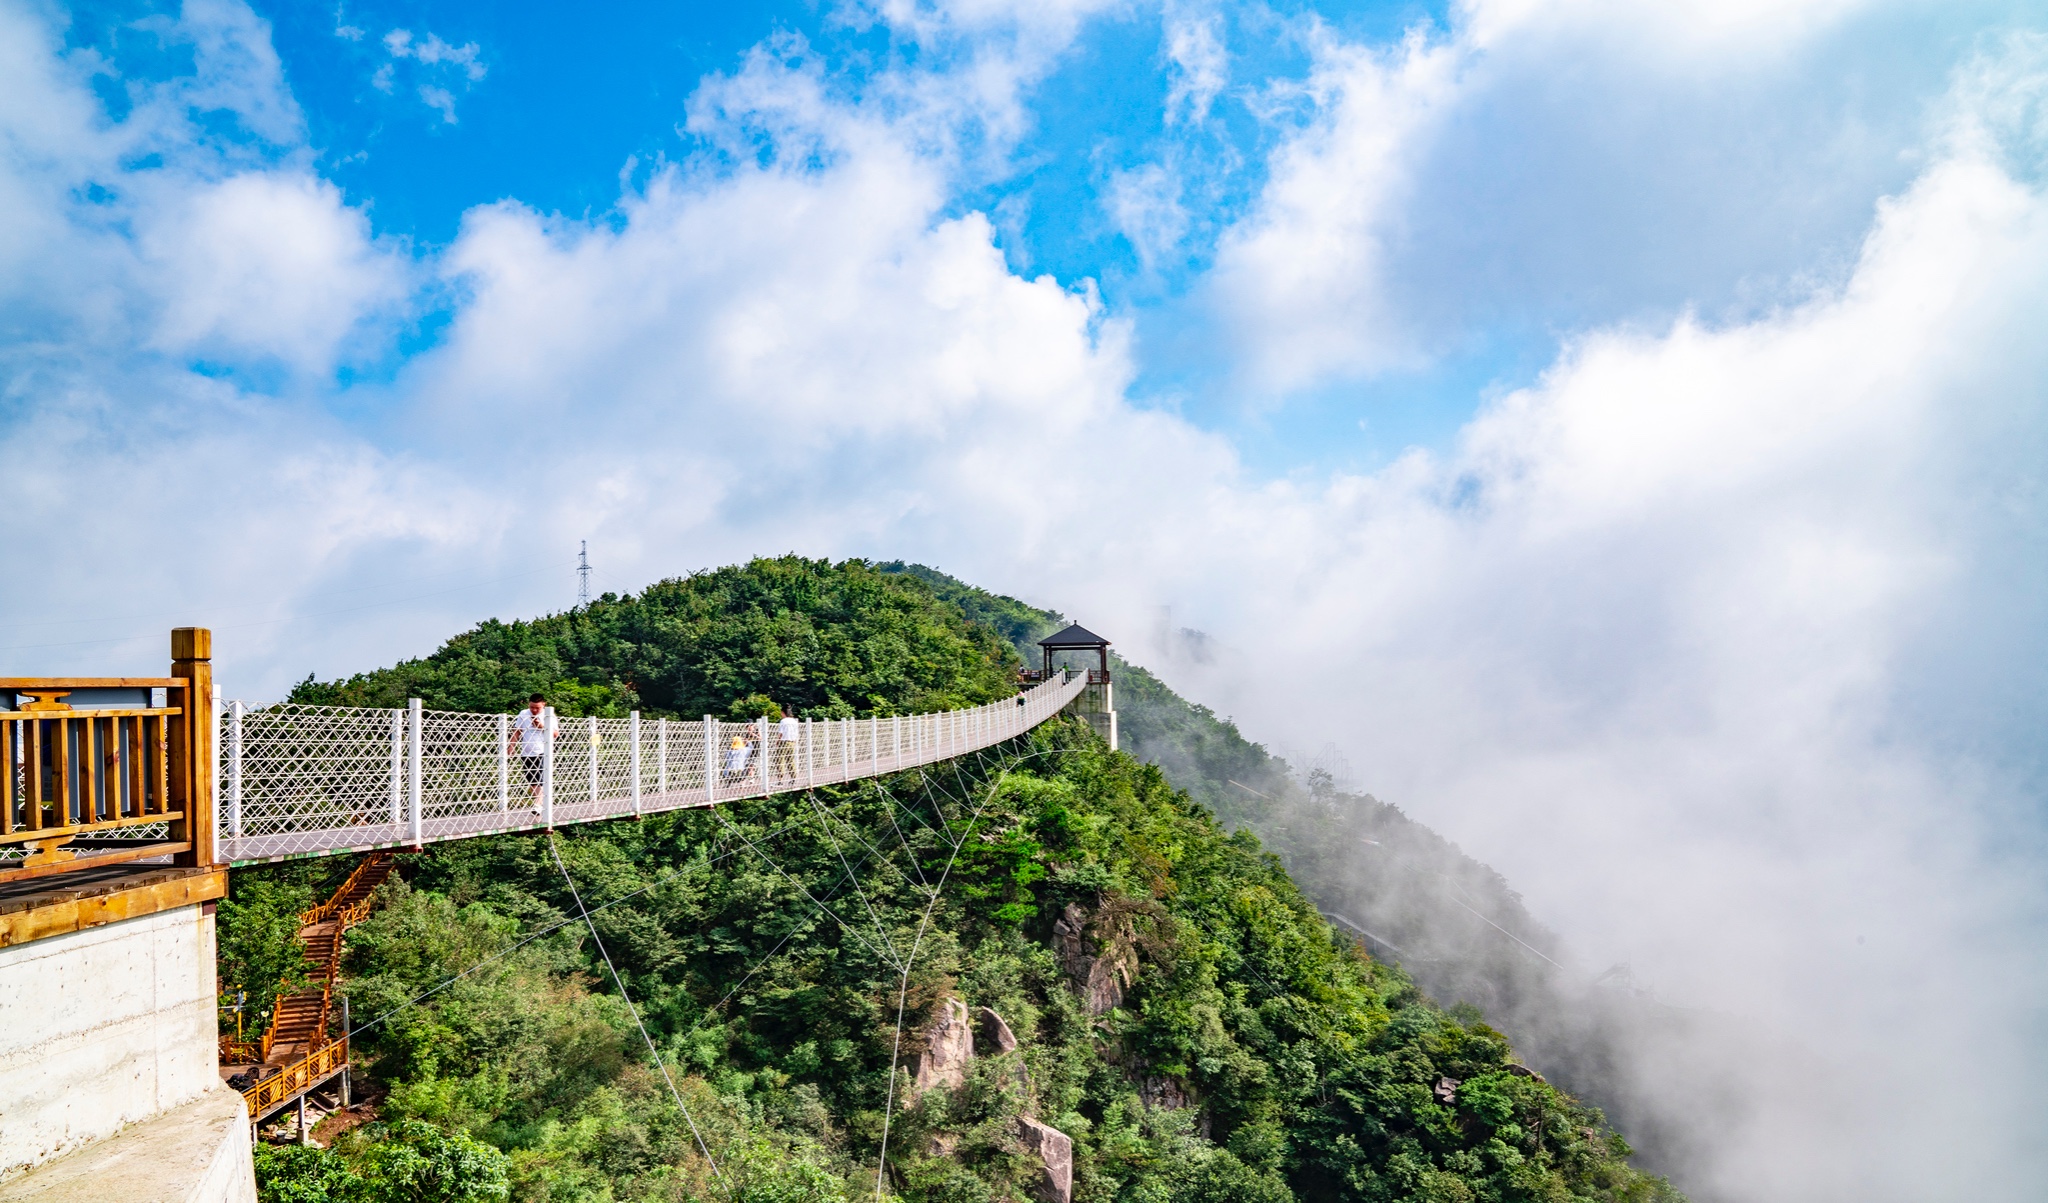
(259, 852), (394, 1066)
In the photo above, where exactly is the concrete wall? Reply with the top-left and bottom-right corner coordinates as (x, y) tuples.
(0, 902), (222, 1181)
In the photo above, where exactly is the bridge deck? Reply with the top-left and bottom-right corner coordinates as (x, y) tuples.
(217, 672), (1091, 864)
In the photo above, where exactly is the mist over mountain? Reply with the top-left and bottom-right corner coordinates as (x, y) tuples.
(881, 563), (1732, 1188)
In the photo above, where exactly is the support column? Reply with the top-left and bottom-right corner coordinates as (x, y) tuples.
(226, 700), (244, 841)
(630, 711), (642, 816)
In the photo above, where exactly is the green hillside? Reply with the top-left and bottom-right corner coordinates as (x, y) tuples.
(236, 557), (1677, 1203)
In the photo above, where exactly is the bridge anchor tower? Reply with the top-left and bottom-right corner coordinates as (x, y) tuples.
(1034, 623), (1117, 751)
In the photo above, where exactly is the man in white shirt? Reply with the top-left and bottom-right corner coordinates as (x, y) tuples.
(509, 694), (552, 806)
(775, 706), (799, 784)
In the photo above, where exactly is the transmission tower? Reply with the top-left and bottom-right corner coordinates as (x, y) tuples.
(577, 541), (592, 608)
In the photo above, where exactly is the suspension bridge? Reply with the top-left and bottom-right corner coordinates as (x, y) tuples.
(0, 624), (1117, 1200)
(215, 669), (1095, 865)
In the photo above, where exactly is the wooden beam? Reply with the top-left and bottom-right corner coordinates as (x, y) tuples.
(0, 866), (225, 948)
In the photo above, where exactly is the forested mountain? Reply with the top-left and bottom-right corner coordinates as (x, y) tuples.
(236, 557), (1679, 1203)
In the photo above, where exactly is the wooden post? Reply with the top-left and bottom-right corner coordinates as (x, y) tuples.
(170, 627), (216, 868)
(340, 995), (351, 1107)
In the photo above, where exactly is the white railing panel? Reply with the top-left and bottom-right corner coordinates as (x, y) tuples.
(218, 673), (1090, 862)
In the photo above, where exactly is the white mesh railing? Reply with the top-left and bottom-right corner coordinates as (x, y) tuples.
(216, 672), (1092, 864)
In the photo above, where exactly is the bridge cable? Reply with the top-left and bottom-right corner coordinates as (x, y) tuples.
(803, 790), (903, 967)
(338, 786), (930, 1049)
(875, 743), (1037, 1202)
(708, 805), (905, 971)
(548, 833), (727, 1189)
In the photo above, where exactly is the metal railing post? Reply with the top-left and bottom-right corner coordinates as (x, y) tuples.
(406, 699), (422, 846)
(893, 715), (901, 771)
(497, 714), (509, 812)
(388, 710), (403, 831)
(658, 718), (668, 799)
(227, 699), (244, 840)
(805, 717), (813, 789)
(587, 716), (599, 808)
(757, 715), (769, 793)
(541, 707), (556, 827)
(630, 711), (642, 816)
(704, 716), (716, 804)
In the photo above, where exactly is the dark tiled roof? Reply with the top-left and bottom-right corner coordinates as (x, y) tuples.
(1038, 623), (1109, 648)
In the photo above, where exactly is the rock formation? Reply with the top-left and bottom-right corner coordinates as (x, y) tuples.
(976, 1006), (1018, 1053)
(1053, 903), (1138, 1015)
(915, 997), (974, 1094)
(1014, 1116), (1073, 1203)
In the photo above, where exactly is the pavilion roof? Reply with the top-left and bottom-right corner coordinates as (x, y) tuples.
(1038, 623), (1110, 649)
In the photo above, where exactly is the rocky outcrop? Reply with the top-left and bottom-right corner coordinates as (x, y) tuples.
(1434, 1076), (1460, 1104)
(915, 997), (974, 1094)
(976, 1006), (1018, 1053)
(1014, 1116), (1073, 1203)
(1505, 1063), (1546, 1085)
(1053, 903), (1137, 1015)
(1139, 1074), (1195, 1112)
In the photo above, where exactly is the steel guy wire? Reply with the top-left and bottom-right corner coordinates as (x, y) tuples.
(549, 833), (726, 1189)
(1439, 874), (1568, 971)
(803, 789), (902, 967)
(874, 743), (1063, 1202)
(337, 774), (976, 1046)
(710, 798), (906, 971)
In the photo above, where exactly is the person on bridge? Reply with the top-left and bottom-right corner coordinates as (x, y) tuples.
(725, 729), (751, 783)
(510, 694), (552, 806)
(775, 706), (799, 783)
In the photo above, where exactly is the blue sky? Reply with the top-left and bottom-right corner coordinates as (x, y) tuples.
(6, 1), (2048, 1193)
(53, 0), (1995, 472)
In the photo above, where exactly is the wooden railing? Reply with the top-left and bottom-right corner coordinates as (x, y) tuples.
(297, 853), (383, 926)
(242, 1037), (349, 1120)
(1, 630), (214, 881)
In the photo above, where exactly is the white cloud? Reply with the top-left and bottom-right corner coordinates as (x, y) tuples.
(1208, 26), (1465, 389)
(377, 28), (486, 122)
(1456, 0), (1875, 55)
(1164, 13), (1227, 125)
(1106, 162), (1188, 270)
(139, 171), (408, 368)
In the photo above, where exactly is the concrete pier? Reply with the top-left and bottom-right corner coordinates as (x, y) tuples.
(0, 867), (251, 1201)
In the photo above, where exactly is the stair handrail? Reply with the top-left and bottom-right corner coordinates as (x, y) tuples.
(239, 1035), (350, 1120)
(297, 852), (390, 926)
